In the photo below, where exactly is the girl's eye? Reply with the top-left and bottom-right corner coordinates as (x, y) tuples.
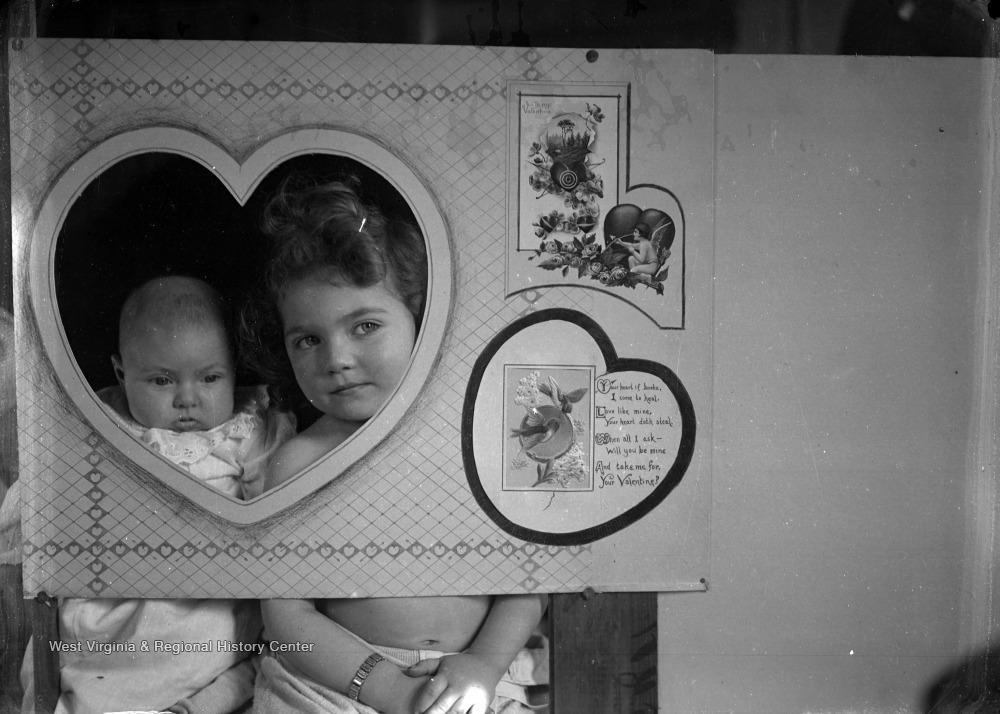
(355, 321), (380, 336)
(152, 376), (171, 386)
(203, 374), (221, 384)
(294, 335), (320, 349)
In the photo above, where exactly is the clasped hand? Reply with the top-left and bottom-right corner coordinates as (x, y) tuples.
(404, 653), (501, 714)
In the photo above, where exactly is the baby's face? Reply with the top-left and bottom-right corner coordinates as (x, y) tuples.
(280, 276), (416, 430)
(114, 320), (235, 432)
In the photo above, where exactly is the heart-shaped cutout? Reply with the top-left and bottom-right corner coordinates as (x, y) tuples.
(28, 127), (452, 525)
(463, 308), (695, 545)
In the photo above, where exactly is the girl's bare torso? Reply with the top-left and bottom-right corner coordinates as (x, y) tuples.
(317, 595), (493, 652)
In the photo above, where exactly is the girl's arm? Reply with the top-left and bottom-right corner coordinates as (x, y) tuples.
(261, 599), (428, 714)
(407, 594), (547, 714)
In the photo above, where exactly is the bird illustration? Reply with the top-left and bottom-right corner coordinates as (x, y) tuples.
(538, 376), (588, 414)
(509, 408), (563, 457)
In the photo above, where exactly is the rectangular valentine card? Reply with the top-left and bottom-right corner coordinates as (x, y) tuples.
(10, 40), (714, 597)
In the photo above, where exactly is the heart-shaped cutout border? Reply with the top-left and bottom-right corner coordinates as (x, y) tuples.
(27, 127), (453, 524)
(461, 308), (695, 545)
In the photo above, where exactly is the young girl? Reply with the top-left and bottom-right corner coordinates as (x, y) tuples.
(243, 176), (546, 714)
(30, 276), (295, 714)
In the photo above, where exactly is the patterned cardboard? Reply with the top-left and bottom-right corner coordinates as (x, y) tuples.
(10, 40), (714, 597)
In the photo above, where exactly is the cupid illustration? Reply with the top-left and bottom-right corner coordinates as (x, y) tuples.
(528, 202), (676, 296)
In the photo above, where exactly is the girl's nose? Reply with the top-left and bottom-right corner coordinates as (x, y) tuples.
(324, 338), (355, 373)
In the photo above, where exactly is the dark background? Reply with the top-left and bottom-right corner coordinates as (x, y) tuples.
(22, 0), (992, 55)
(53, 153), (416, 389)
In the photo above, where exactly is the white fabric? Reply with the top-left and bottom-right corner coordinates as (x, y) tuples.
(97, 385), (296, 500)
(34, 385), (295, 714)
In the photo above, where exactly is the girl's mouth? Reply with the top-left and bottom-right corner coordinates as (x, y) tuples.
(331, 383), (367, 396)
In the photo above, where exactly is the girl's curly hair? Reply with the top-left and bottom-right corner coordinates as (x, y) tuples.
(239, 174), (427, 413)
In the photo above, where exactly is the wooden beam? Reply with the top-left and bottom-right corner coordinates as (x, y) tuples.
(550, 591), (657, 713)
(30, 596), (59, 714)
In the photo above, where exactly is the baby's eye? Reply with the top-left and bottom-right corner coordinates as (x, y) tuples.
(151, 375), (172, 387)
(354, 321), (380, 336)
(203, 374), (222, 384)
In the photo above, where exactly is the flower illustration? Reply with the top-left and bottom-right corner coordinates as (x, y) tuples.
(585, 102), (605, 123)
(530, 204), (675, 297)
(550, 442), (588, 486)
(514, 371), (541, 409)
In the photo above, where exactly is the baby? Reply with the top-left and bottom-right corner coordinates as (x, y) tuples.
(37, 276), (295, 714)
(244, 177), (546, 714)
(102, 275), (294, 500)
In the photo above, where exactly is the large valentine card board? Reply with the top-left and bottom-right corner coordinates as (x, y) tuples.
(10, 40), (713, 597)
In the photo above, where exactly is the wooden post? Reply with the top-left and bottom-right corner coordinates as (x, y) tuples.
(30, 596), (59, 714)
(550, 591), (657, 713)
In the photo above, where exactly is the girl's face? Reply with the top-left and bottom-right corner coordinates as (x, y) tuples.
(280, 276), (417, 429)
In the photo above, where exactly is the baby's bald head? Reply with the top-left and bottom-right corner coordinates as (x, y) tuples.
(118, 276), (231, 355)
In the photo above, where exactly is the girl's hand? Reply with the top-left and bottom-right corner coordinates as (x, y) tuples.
(405, 653), (501, 714)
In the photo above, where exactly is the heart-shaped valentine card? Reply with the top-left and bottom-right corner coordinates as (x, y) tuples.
(462, 308), (695, 545)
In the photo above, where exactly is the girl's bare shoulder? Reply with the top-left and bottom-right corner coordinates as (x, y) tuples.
(266, 418), (347, 490)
